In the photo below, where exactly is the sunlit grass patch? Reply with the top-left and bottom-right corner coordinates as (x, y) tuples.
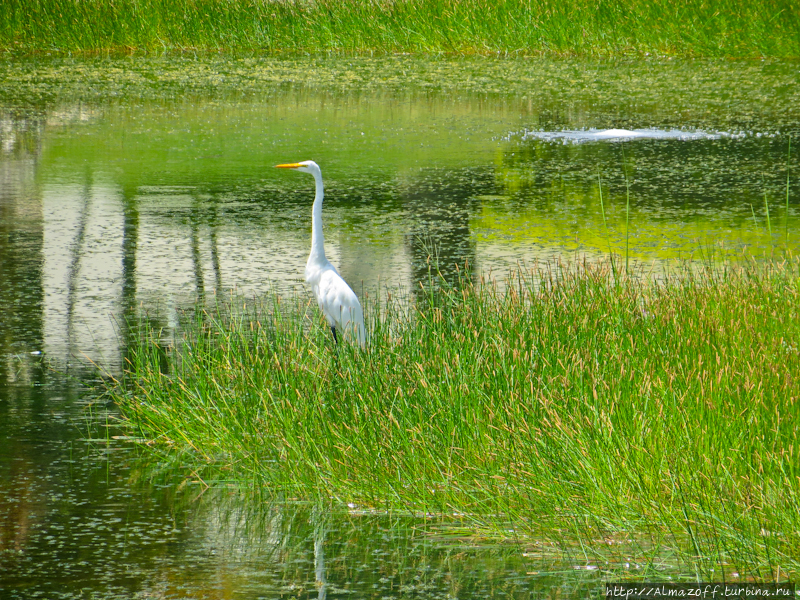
(2, 0), (799, 57)
(112, 259), (800, 578)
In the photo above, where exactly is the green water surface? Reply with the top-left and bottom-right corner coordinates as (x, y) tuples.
(1, 55), (798, 597)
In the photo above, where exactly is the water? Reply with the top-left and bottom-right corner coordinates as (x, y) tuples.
(1, 55), (799, 597)
(1, 373), (605, 598)
(519, 127), (748, 142)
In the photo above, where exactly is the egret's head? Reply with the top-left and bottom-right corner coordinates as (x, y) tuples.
(275, 160), (319, 174)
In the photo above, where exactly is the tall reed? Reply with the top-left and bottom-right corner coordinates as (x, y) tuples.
(597, 170), (617, 283)
(786, 138), (793, 248)
(2, 0), (799, 56)
(622, 145), (632, 273)
(114, 259), (800, 578)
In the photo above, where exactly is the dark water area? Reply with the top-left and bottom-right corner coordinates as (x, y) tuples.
(1, 55), (799, 596)
(1, 369), (610, 599)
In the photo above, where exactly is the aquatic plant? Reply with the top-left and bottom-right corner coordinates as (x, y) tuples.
(2, 0), (799, 57)
(114, 258), (800, 579)
(786, 138), (793, 248)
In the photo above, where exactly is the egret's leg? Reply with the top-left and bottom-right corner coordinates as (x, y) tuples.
(331, 326), (339, 344)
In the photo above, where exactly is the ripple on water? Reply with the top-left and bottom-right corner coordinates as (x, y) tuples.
(516, 127), (771, 144)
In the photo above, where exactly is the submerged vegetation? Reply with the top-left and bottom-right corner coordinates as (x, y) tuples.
(114, 259), (800, 578)
(2, 0), (799, 57)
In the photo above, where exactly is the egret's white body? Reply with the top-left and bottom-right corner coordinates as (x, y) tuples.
(276, 160), (366, 349)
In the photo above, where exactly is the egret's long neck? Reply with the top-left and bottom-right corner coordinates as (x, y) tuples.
(309, 169), (326, 264)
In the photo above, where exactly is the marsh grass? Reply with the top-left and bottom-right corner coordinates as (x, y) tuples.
(597, 171), (619, 285)
(114, 258), (800, 577)
(787, 138), (793, 248)
(2, 0), (799, 56)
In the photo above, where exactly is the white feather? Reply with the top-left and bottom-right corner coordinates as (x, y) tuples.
(277, 160), (366, 349)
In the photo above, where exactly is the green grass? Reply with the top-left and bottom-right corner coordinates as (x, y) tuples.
(112, 258), (800, 578)
(2, 0), (799, 57)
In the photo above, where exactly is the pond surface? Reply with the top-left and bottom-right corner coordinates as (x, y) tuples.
(2, 369), (610, 598)
(1, 55), (799, 597)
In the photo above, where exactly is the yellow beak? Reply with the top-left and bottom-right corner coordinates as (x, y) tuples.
(275, 163), (303, 169)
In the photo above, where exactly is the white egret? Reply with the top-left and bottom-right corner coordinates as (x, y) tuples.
(276, 160), (366, 350)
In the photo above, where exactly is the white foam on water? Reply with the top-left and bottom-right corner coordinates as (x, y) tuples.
(511, 128), (769, 144)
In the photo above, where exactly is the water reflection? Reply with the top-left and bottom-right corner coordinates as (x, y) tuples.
(312, 503), (328, 600)
(1, 96), (798, 367)
(1, 394), (611, 600)
(0, 112), (45, 390)
(1, 58), (799, 595)
(401, 166), (487, 286)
